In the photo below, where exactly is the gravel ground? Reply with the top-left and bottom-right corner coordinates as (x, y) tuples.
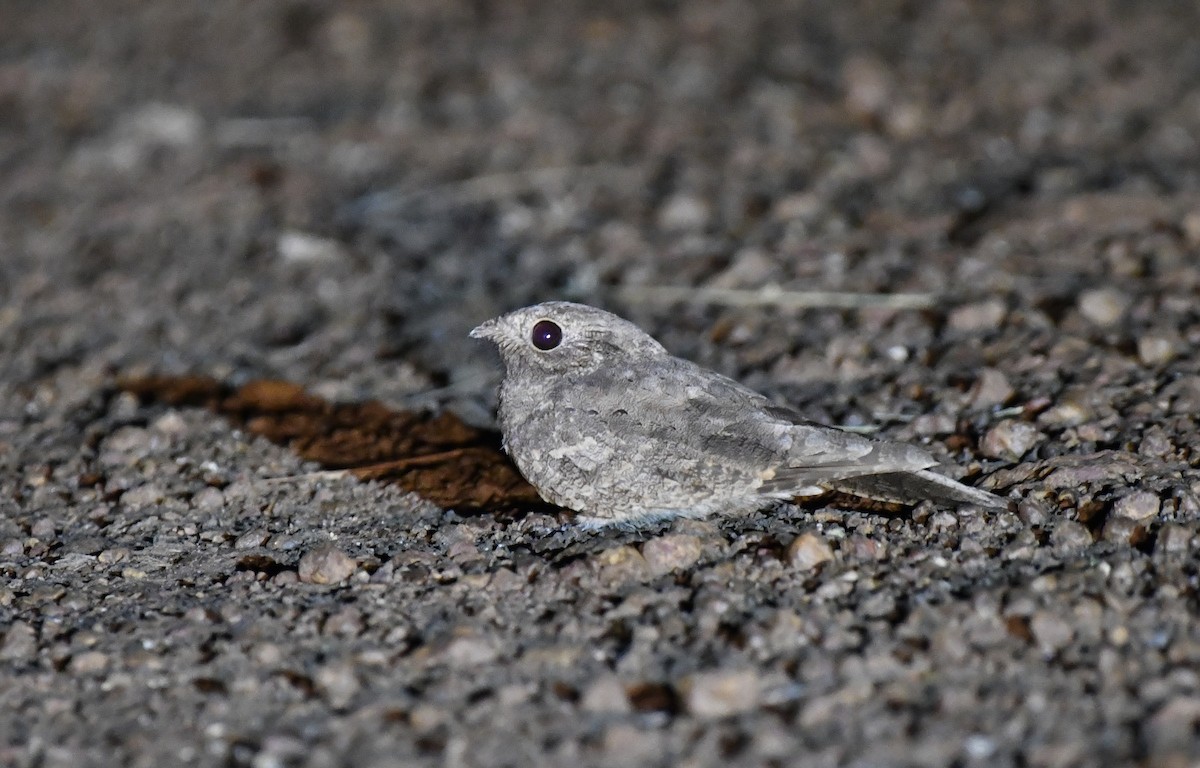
(3, 1), (1200, 766)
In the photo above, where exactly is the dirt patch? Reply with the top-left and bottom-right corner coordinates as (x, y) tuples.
(120, 375), (543, 510)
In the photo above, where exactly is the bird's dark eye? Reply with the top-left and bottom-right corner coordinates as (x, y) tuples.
(530, 319), (562, 351)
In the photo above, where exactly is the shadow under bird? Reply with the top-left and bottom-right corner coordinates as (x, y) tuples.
(470, 301), (1007, 528)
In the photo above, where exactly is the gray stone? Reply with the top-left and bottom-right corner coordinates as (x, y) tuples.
(298, 545), (357, 585)
(788, 532), (835, 571)
(980, 420), (1044, 462)
(1112, 491), (1160, 522)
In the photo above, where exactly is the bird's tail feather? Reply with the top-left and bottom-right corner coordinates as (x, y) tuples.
(829, 469), (1007, 509)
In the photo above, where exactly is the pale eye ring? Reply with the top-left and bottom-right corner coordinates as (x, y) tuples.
(530, 319), (562, 351)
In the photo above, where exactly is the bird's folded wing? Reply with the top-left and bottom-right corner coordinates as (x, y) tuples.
(604, 360), (940, 489)
(758, 421), (939, 491)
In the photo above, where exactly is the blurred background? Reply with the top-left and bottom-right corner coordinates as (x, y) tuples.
(4, 0), (1198, 424)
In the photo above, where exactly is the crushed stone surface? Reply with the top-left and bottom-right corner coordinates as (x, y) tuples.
(2, 1), (1200, 766)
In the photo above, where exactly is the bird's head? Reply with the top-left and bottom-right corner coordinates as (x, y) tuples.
(469, 301), (667, 376)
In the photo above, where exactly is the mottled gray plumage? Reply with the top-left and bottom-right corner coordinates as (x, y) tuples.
(471, 301), (1006, 528)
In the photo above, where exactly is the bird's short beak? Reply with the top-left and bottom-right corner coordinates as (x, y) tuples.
(469, 319), (498, 340)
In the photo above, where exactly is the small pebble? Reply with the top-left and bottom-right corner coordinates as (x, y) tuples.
(969, 368), (1014, 408)
(443, 635), (498, 667)
(947, 299), (1006, 332)
(843, 535), (887, 562)
(297, 545), (357, 585)
(1112, 491), (1160, 522)
(930, 511), (958, 531)
(601, 723), (665, 764)
(788, 533), (834, 571)
(122, 103), (202, 146)
(641, 534), (705, 575)
(235, 529), (270, 550)
(444, 530), (482, 564)
(1037, 401), (1091, 428)
(63, 536), (108, 555)
(68, 650), (110, 675)
(860, 592), (896, 619)
(1137, 335), (1177, 366)
(685, 669), (762, 718)
(1145, 696), (1200, 754)
(94, 547), (127, 564)
(1050, 520), (1092, 552)
(1078, 288), (1130, 326)
(1156, 523), (1194, 554)
(103, 426), (154, 455)
(1138, 427), (1174, 458)
(1017, 499), (1051, 527)
(580, 676), (632, 714)
(964, 735), (997, 761)
(322, 607), (364, 637)
(314, 663), (360, 709)
(192, 487), (225, 510)
(30, 519), (56, 540)
(408, 704), (447, 732)
(121, 484), (166, 508)
(1102, 518), (1147, 547)
(842, 55), (892, 118)
(979, 420), (1044, 462)
(1178, 492), (1200, 517)
(0, 621), (37, 660)
(184, 606), (215, 624)
(150, 411), (188, 435)
(487, 567), (524, 592)
(910, 412), (956, 436)
(594, 545), (651, 581)
(657, 194), (709, 231)
(1029, 610), (1074, 655)
(1182, 211), (1200, 246)
(278, 231), (344, 264)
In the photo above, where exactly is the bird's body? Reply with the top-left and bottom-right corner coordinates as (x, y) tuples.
(471, 301), (1006, 527)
